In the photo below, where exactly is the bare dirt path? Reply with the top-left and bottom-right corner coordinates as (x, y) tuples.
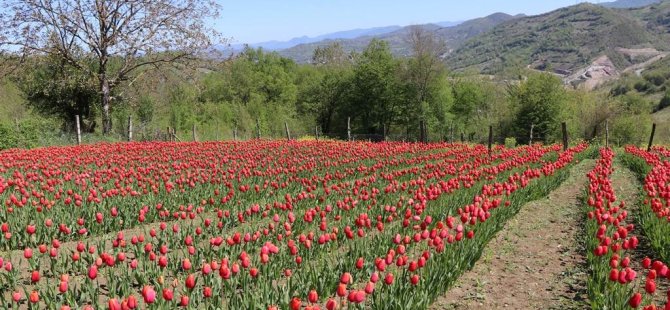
(430, 159), (595, 310)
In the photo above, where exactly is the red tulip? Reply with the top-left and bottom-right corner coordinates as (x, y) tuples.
(336, 283), (347, 297)
(59, 281), (68, 293)
(127, 295), (138, 309)
(142, 286), (156, 304)
(12, 291), (21, 303)
(646, 279), (657, 294)
(31, 270), (40, 283)
(182, 258), (192, 270)
(185, 274), (196, 289)
(356, 257), (364, 269)
(24, 248), (33, 259)
(180, 295), (189, 307)
(364, 281), (375, 294)
(347, 290), (365, 303)
(289, 297), (301, 310)
(370, 272), (379, 283)
(325, 298), (337, 310)
(158, 256), (168, 268)
(340, 272), (352, 284)
(629, 292), (642, 308)
(410, 274), (420, 285)
(88, 265), (98, 280)
(29, 291), (39, 303)
(108, 298), (122, 310)
(203, 286), (212, 298)
(162, 288), (174, 301)
(384, 272), (394, 285)
(308, 290), (318, 303)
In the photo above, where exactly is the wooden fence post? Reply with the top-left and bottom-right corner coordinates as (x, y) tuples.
(648, 123), (657, 152)
(256, 118), (261, 139)
(419, 121), (425, 143)
(347, 117), (351, 142)
(315, 125), (319, 141)
(561, 122), (568, 151)
(234, 127), (238, 141)
(460, 131), (464, 143)
(488, 125), (493, 156)
(127, 116), (133, 142)
(285, 122), (291, 141)
(383, 124), (386, 142)
(529, 124), (534, 145)
(192, 123), (197, 142)
(75, 115), (82, 145)
(605, 119), (609, 148)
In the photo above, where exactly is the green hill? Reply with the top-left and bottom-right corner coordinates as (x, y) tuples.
(445, 3), (669, 75)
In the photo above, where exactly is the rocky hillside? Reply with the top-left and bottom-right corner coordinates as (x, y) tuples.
(446, 3), (668, 73)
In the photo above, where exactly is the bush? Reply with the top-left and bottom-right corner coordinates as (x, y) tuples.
(657, 91), (670, 112)
(0, 123), (18, 150)
(634, 81), (651, 93)
(505, 137), (517, 148)
(644, 72), (666, 87)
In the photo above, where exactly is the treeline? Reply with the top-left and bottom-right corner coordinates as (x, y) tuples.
(0, 32), (658, 148)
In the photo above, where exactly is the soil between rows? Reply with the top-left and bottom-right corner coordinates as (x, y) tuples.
(429, 159), (595, 309)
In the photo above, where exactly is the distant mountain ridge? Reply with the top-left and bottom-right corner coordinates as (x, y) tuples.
(230, 21), (462, 52)
(230, 26), (403, 51)
(278, 13), (522, 63)
(599, 0), (661, 8)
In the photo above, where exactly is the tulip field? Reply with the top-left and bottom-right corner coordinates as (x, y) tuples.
(8, 138), (670, 310)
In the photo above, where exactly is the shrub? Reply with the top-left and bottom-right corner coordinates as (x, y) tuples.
(504, 137), (517, 148)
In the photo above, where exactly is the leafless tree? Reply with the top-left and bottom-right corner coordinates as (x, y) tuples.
(404, 25), (447, 106)
(312, 42), (350, 66)
(0, 0), (222, 134)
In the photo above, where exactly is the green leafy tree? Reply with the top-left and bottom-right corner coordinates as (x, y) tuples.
(508, 73), (566, 143)
(15, 54), (98, 132)
(451, 79), (486, 139)
(0, 0), (221, 134)
(350, 39), (405, 135)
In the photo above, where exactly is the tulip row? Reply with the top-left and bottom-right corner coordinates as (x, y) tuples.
(0, 141), (585, 309)
(585, 147), (670, 309)
(622, 146), (670, 262)
(324, 143), (589, 309)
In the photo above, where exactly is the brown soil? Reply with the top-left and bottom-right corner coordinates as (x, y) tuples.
(429, 159), (595, 310)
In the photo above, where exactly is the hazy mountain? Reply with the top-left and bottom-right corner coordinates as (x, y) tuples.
(599, 0), (661, 9)
(229, 21), (465, 52)
(231, 26), (403, 51)
(435, 21), (463, 27)
(278, 13), (521, 63)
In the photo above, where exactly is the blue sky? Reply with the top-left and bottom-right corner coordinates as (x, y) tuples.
(215, 0), (599, 44)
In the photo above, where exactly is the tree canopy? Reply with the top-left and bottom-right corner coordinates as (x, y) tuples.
(0, 0), (221, 133)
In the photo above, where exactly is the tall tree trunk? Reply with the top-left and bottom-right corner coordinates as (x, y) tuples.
(101, 78), (112, 134)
